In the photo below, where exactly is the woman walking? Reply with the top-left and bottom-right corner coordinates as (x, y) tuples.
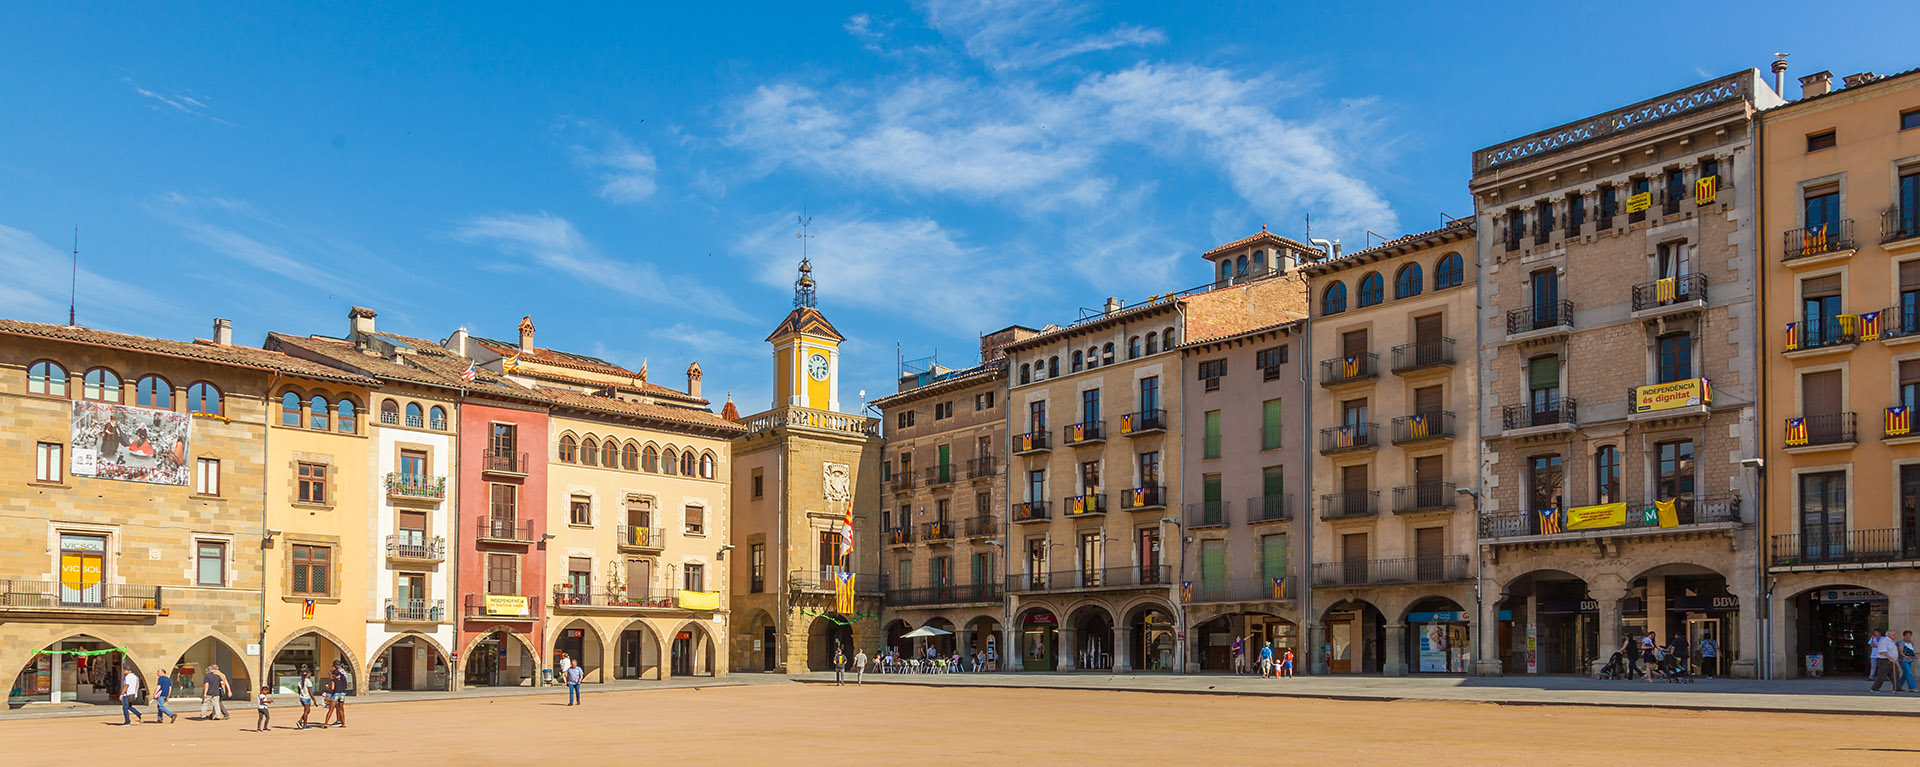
(200, 664), (231, 720)
(295, 668), (315, 729)
(254, 686), (272, 732)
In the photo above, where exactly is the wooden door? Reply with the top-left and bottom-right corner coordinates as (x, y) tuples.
(1343, 329), (1368, 356)
(1414, 527), (1444, 580)
(627, 559), (652, 598)
(1329, 617), (1355, 674)
(1342, 533), (1369, 584)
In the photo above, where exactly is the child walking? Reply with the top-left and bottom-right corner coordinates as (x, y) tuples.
(1281, 648), (1295, 678)
(255, 686), (272, 732)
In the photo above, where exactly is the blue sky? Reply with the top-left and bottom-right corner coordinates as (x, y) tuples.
(4, 2), (1915, 414)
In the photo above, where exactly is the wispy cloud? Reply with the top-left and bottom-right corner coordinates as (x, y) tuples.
(0, 224), (182, 330)
(124, 78), (237, 126)
(565, 122), (659, 204)
(917, 0), (1164, 70)
(454, 212), (749, 322)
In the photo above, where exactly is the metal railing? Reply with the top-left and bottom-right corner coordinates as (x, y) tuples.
(1063, 493), (1107, 516)
(385, 535), (446, 561)
(923, 464), (954, 486)
(1661, 187), (1683, 215)
(551, 590), (679, 609)
(1479, 494), (1741, 539)
(1506, 300), (1574, 334)
(963, 516), (998, 537)
(885, 583), (1003, 606)
(890, 474), (917, 493)
(462, 593), (540, 619)
(786, 571), (883, 594)
(1319, 491), (1379, 520)
(384, 472), (446, 500)
(1012, 430), (1050, 453)
(1631, 273), (1709, 312)
(483, 451), (528, 474)
(1393, 482), (1458, 512)
(1012, 501), (1050, 523)
(1248, 494), (1294, 523)
(921, 520), (956, 542)
(1318, 423), (1377, 453)
(1502, 398), (1577, 430)
(1533, 216), (1553, 245)
(1786, 412), (1857, 446)
(1062, 420), (1106, 446)
(1119, 408), (1166, 435)
(1770, 528), (1920, 568)
(1185, 500), (1227, 528)
(1885, 205), (1919, 244)
(384, 598), (444, 622)
(1189, 576), (1298, 603)
(477, 517), (535, 543)
(1119, 485), (1166, 510)
(1006, 565), (1173, 593)
(1391, 411), (1455, 443)
(1879, 305), (1920, 341)
(0, 580), (163, 611)
(884, 526), (914, 546)
(737, 406), (882, 436)
(617, 525), (665, 550)
(1311, 556), (1471, 586)
(966, 455), (999, 478)
(1319, 353), (1379, 386)
(1784, 220), (1856, 260)
(1391, 338), (1454, 372)
(1787, 318), (1860, 350)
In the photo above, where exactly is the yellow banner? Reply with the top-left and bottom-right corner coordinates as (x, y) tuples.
(676, 590), (721, 610)
(484, 594), (529, 617)
(1633, 378), (1711, 413)
(1696, 175), (1717, 205)
(1654, 499), (1679, 528)
(1625, 192), (1652, 213)
(59, 554), (102, 590)
(1565, 503), (1627, 530)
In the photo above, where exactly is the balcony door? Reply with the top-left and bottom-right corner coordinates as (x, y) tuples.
(1798, 472), (1847, 561)
(817, 531), (839, 580)
(1530, 270), (1558, 322)
(1342, 329), (1368, 357)
(1341, 464), (1368, 515)
(1801, 275), (1843, 345)
(1078, 532), (1103, 587)
(1414, 385), (1442, 422)
(1529, 356), (1561, 423)
(626, 558), (652, 598)
(1199, 539), (1224, 598)
(1413, 455), (1441, 507)
(1139, 528), (1161, 584)
(58, 533), (106, 605)
(485, 553), (517, 595)
(1341, 533), (1368, 584)
(1414, 527), (1443, 581)
(1903, 465), (1920, 558)
(1802, 370), (1844, 442)
(398, 572), (426, 613)
(397, 511), (427, 555)
(1804, 189), (1839, 232)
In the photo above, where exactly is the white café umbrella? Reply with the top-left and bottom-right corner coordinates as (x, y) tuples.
(900, 625), (953, 639)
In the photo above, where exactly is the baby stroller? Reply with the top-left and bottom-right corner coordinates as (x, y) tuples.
(1596, 651), (1631, 680)
(1658, 652), (1694, 683)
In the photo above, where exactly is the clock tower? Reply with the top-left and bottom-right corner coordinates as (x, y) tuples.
(766, 258), (845, 412)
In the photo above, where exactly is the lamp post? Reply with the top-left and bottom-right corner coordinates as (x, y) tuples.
(1455, 487), (1486, 676)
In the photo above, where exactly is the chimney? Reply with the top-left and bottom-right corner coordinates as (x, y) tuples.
(1771, 54), (1789, 97)
(213, 318), (232, 346)
(1104, 297), (1122, 315)
(1800, 71), (1833, 99)
(517, 315), (535, 352)
(448, 327), (469, 357)
(1841, 72), (1878, 89)
(1332, 239), (1343, 258)
(348, 306), (377, 338)
(686, 361), (703, 399)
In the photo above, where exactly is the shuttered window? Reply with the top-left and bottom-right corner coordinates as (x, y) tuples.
(1802, 370), (1843, 415)
(1261, 398), (1284, 450)
(1901, 261), (1920, 291)
(1802, 275), (1842, 299)
(1529, 356), (1560, 391)
(1414, 386), (1442, 416)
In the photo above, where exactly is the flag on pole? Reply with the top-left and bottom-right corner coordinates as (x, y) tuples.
(461, 360), (477, 382)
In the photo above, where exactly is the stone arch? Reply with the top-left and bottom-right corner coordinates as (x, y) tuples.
(548, 617), (610, 682)
(4, 628), (156, 707)
(367, 631), (452, 692)
(668, 618), (721, 677)
(736, 609), (778, 673)
(610, 617), (666, 680)
(461, 627), (542, 687)
(1118, 595), (1179, 626)
(164, 630), (256, 699)
(1064, 600), (1118, 671)
(267, 626), (364, 693)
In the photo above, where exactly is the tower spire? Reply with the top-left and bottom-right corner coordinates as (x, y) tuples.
(794, 212), (817, 309)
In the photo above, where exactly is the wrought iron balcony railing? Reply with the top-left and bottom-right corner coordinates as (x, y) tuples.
(0, 580), (163, 612)
(923, 464), (954, 486)
(1391, 411), (1454, 443)
(1312, 556), (1470, 586)
(1248, 493), (1294, 523)
(1784, 412), (1857, 447)
(1393, 482), (1458, 512)
(1319, 353), (1379, 386)
(1390, 338), (1453, 372)
(1012, 430), (1051, 454)
(384, 473), (447, 500)
(551, 590), (680, 610)
(1063, 493), (1107, 517)
(384, 598), (444, 622)
(385, 534), (446, 561)
(1319, 491), (1379, 520)
(1631, 273), (1708, 312)
(1188, 576), (1298, 602)
(1319, 423), (1377, 454)
(1770, 528), (1920, 568)
(966, 455), (999, 478)
(963, 516), (998, 538)
(1885, 205), (1919, 244)
(476, 517), (535, 543)
(462, 593), (540, 619)
(1506, 300), (1574, 335)
(1502, 398), (1577, 431)
(921, 519), (956, 542)
(1185, 500), (1227, 528)
(1784, 220), (1856, 261)
(1012, 501), (1050, 523)
(1785, 317), (1860, 351)
(1062, 420), (1106, 446)
(1119, 409), (1166, 436)
(483, 450), (528, 475)
(1006, 565), (1172, 593)
(1119, 485), (1166, 510)
(617, 525), (665, 551)
(884, 526), (913, 546)
(1479, 494), (1741, 539)
(885, 583), (1003, 607)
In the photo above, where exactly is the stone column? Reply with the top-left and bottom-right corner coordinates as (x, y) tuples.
(1057, 627), (1078, 671)
(1308, 624), (1329, 675)
(1727, 575), (1760, 679)
(1005, 626), (1021, 672)
(1525, 593), (1538, 674)
(1475, 586), (1504, 676)
(1646, 577), (1669, 643)
(1383, 623), (1408, 677)
(1113, 626), (1134, 672)
(1592, 586), (1627, 676)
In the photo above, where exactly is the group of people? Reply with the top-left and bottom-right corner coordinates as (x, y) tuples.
(1867, 629), (1919, 693)
(1612, 632), (1713, 682)
(1228, 636), (1294, 678)
(115, 661), (351, 732)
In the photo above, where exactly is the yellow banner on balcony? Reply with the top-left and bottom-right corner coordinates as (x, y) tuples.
(1565, 503), (1627, 531)
(676, 590), (721, 611)
(1625, 191), (1652, 213)
(1695, 175), (1717, 205)
(484, 595), (530, 617)
(1632, 378), (1711, 413)
(1654, 277), (1676, 303)
(1653, 499), (1679, 529)
(1804, 225), (1829, 253)
(1068, 424), (1086, 443)
(1017, 433), (1036, 451)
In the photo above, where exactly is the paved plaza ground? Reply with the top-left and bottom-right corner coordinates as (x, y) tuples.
(2, 677), (1916, 766)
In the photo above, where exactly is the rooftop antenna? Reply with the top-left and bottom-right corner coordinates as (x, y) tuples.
(794, 210), (817, 309)
(69, 226), (78, 326)
(1304, 212), (1310, 241)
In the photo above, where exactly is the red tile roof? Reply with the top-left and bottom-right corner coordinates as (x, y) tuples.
(471, 335), (707, 405)
(1202, 229), (1319, 259)
(531, 386), (746, 436)
(0, 319), (377, 385)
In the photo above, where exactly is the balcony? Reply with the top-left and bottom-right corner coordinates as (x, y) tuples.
(1118, 409), (1166, 436)
(786, 571), (883, 595)
(1391, 338), (1454, 373)
(884, 583), (1003, 607)
(1063, 493), (1107, 517)
(482, 450), (528, 477)
(1784, 412), (1857, 451)
(884, 526), (914, 547)
(1006, 565), (1173, 594)
(1784, 317), (1860, 356)
(1661, 188), (1683, 216)
(384, 473), (446, 502)
(1783, 220), (1856, 264)
(1012, 430), (1051, 455)
(1501, 398), (1577, 435)
(1319, 491), (1379, 520)
(1631, 273), (1709, 316)
(1506, 300), (1574, 339)
(963, 515), (999, 538)
(1878, 305), (1920, 342)
(923, 464), (954, 488)
(1885, 206), (1920, 246)
(1119, 485), (1167, 511)
(1393, 482), (1458, 513)
(1390, 411), (1455, 444)
(475, 516), (535, 545)
(1189, 576), (1298, 603)
(1185, 500), (1228, 529)
(1770, 528), (1920, 569)
(0, 581), (163, 616)
(462, 593), (540, 621)
(617, 525), (666, 552)
(385, 535), (446, 563)
(1063, 420), (1106, 447)
(921, 519), (956, 543)
(1247, 494), (1294, 524)
(1319, 422), (1377, 454)
(384, 598), (444, 623)
(551, 590), (680, 611)
(889, 474), (917, 494)
(1319, 353), (1379, 387)
(1479, 494), (1741, 540)
(1885, 405), (1920, 442)
(1011, 501), (1051, 524)
(1312, 556), (1471, 587)
(966, 455), (999, 479)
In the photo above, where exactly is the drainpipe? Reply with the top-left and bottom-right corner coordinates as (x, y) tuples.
(1752, 113), (1773, 680)
(451, 387), (467, 691)
(774, 435), (787, 673)
(1300, 316), (1317, 674)
(260, 371), (279, 694)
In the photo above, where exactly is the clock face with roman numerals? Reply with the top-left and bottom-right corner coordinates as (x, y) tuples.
(808, 353), (830, 382)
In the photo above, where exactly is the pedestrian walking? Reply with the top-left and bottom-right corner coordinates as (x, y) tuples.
(1640, 632), (1659, 683)
(1621, 636), (1640, 679)
(295, 668), (315, 729)
(986, 644), (997, 672)
(1868, 629), (1902, 692)
(1697, 635), (1718, 678)
(254, 686), (272, 732)
(564, 661), (584, 706)
(1900, 630), (1917, 693)
(555, 652), (571, 686)
(1669, 633), (1690, 678)
(120, 667), (143, 725)
(1258, 641), (1274, 678)
(155, 669), (177, 723)
(834, 646), (846, 686)
(200, 664), (231, 720)
(322, 661), (349, 727)
(853, 648), (868, 684)
(1281, 648), (1295, 678)
(1231, 635), (1246, 675)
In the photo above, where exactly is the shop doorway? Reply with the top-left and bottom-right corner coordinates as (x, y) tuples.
(167, 637), (251, 702)
(1404, 597), (1470, 673)
(464, 629), (537, 687)
(962, 616), (1002, 670)
(269, 631), (355, 695)
(1069, 607), (1115, 670)
(1499, 570), (1593, 674)
(1791, 585), (1887, 676)
(616, 624), (661, 680)
(1622, 565), (1738, 673)
(9, 636), (147, 707)
(1129, 607), (1177, 671)
(1019, 609), (1058, 671)
(806, 614), (854, 671)
(1323, 600), (1385, 673)
(551, 621), (603, 682)
(762, 626), (777, 672)
(371, 636), (448, 691)
(671, 623), (716, 677)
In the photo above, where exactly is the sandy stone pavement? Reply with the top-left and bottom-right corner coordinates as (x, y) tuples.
(0, 683), (1904, 766)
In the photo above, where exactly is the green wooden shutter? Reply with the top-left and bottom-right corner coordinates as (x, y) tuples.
(1262, 466), (1285, 498)
(1201, 540), (1226, 591)
(1529, 356), (1560, 390)
(1204, 410), (1221, 459)
(1262, 534), (1289, 580)
(1203, 474), (1222, 503)
(1262, 399), (1284, 450)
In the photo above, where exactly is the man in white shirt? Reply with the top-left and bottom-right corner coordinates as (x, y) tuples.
(853, 648), (868, 685)
(1869, 629), (1903, 692)
(120, 668), (143, 725)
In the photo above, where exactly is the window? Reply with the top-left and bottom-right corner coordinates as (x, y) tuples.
(485, 553), (517, 595)
(622, 442), (639, 470)
(1566, 192), (1585, 233)
(1072, 350), (1084, 372)
(663, 449), (677, 475)
(291, 544), (331, 596)
(1047, 356), (1059, 377)
(1505, 208), (1524, 250)
(1801, 274), (1844, 344)
(1903, 108), (1920, 131)
(1138, 376), (1159, 414)
(336, 400), (355, 433)
(685, 505), (706, 535)
(680, 451), (696, 476)
(1080, 388), (1101, 425)
(1799, 472), (1847, 558)
(1528, 355), (1561, 417)
(1527, 455), (1563, 514)
(1699, 158), (1719, 187)
(1128, 336), (1141, 359)
(570, 495), (592, 526)
(684, 563), (705, 593)
(307, 395), (328, 430)
(976, 490), (991, 516)
(700, 452), (716, 479)
(1534, 200), (1555, 243)
(1321, 282), (1347, 315)
(28, 361), (67, 396)
(1145, 332), (1159, 355)
(1085, 347), (1098, 369)
(1262, 398), (1284, 450)
(582, 438), (599, 467)
(35, 442), (62, 482)
(559, 435), (577, 463)
(195, 458), (220, 496)
(1656, 333), (1693, 383)
(1079, 460), (1100, 495)
(1630, 176), (1650, 223)
(750, 543), (765, 593)
(1434, 253), (1463, 289)
(896, 410), (916, 429)
(490, 483), (517, 525)
(1394, 263), (1422, 299)
(281, 392), (301, 426)
(1663, 168), (1686, 214)
(1256, 347), (1286, 380)
(1357, 272), (1384, 307)
(196, 541), (226, 586)
(1019, 364), (1031, 384)
(1599, 184), (1618, 226)
(602, 439), (618, 468)
(1198, 359), (1226, 392)
(1219, 259), (1233, 283)
(1027, 469), (1046, 502)
(1102, 343), (1115, 365)
(1203, 410), (1221, 459)
(1593, 446), (1619, 504)
(1807, 129), (1837, 152)
(567, 557), (591, 595)
(297, 462), (328, 504)
(381, 399), (399, 424)
(751, 468), (764, 499)
(1657, 240), (1692, 279)
(643, 445), (659, 472)
(1028, 400), (1047, 432)
(404, 402), (423, 428)
(429, 406), (447, 430)
(1656, 440), (1695, 504)
(185, 382), (221, 415)
(1236, 255), (1249, 276)
(83, 368), (121, 402)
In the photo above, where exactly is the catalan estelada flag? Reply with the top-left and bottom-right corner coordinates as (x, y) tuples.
(1180, 581), (1192, 603)
(1271, 578), (1289, 599)
(835, 571), (855, 614)
(1119, 413), (1134, 434)
(1336, 424), (1353, 448)
(1127, 488), (1147, 508)
(1342, 355), (1361, 378)
(1538, 507), (1562, 535)
(1785, 417), (1809, 446)
(1018, 433), (1035, 451)
(1838, 313), (1859, 338)
(1784, 322), (1801, 351)
(1861, 311), (1883, 341)
(1804, 224), (1830, 253)
(1655, 277), (1676, 303)
(1888, 406), (1912, 436)
(1695, 175), (1717, 205)
(1068, 423), (1086, 443)
(1408, 413), (1428, 439)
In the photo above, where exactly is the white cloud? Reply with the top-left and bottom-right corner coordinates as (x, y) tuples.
(124, 78), (237, 126)
(454, 212), (749, 322)
(917, 0), (1164, 70)
(567, 124), (659, 204)
(0, 225), (182, 330)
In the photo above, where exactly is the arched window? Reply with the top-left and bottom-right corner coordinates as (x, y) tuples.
(380, 399), (399, 425)
(602, 439), (618, 468)
(700, 452), (716, 479)
(83, 368), (121, 403)
(1594, 445), (1620, 504)
(308, 395), (329, 430)
(429, 406), (447, 430)
(281, 392), (301, 426)
(681, 451), (697, 476)
(1127, 336), (1141, 359)
(1358, 272), (1385, 307)
(1085, 347), (1097, 368)
(1019, 364), (1031, 384)
(134, 376), (172, 409)
(1101, 343), (1114, 365)
(1219, 260), (1232, 282)
(1322, 282), (1348, 315)
(1072, 351), (1084, 372)
(643, 445), (660, 472)
(1236, 255), (1249, 275)
(1146, 332), (1158, 355)
(1254, 250), (1267, 273)
(186, 382), (222, 416)
(28, 361), (67, 397)
(336, 399), (356, 433)
(623, 442), (639, 471)
(581, 438), (599, 466)
(1047, 356), (1059, 378)
(404, 402), (424, 428)
(663, 449), (678, 475)
(559, 435), (577, 463)
(1163, 326), (1176, 347)
(1394, 263), (1424, 299)
(1434, 252), (1464, 289)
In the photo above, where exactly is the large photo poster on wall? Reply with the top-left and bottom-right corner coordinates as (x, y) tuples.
(69, 400), (192, 485)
